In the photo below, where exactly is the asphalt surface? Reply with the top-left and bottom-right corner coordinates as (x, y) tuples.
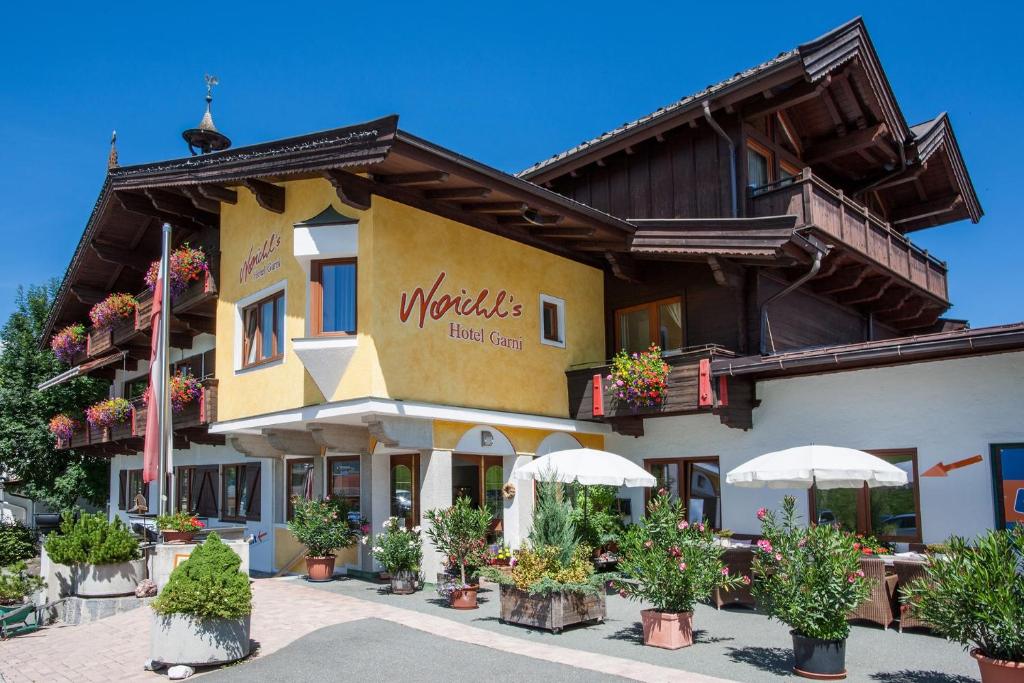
(294, 577), (981, 683)
(202, 617), (630, 682)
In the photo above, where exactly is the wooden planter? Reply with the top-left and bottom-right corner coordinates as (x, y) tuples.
(498, 585), (606, 633)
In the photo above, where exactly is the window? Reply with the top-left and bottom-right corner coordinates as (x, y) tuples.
(176, 465), (219, 517)
(747, 140), (772, 189)
(390, 453), (419, 530)
(177, 466), (196, 513)
(222, 463), (261, 522)
(539, 294), (565, 347)
(311, 259), (357, 336)
(779, 160), (802, 181)
(118, 469), (148, 511)
(991, 444), (1024, 529)
(286, 458), (315, 521)
(124, 377), (148, 402)
(328, 456), (361, 519)
(643, 457), (722, 528)
(809, 449), (921, 542)
(614, 297), (683, 354)
(242, 291), (285, 368)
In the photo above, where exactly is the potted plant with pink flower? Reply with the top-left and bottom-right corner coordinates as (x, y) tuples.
(606, 344), (669, 413)
(144, 372), (204, 413)
(48, 414), (77, 445)
(50, 324), (86, 364)
(611, 489), (747, 649)
(88, 293), (137, 329)
(146, 244), (209, 297)
(85, 397), (133, 430)
(752, 496), (871, 679)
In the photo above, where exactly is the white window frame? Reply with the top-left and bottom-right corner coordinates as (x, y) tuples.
(539, 294), (566, 348)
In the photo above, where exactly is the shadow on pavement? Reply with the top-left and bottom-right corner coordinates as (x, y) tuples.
(724, 646), (793, 676)
(869, 671), (977, 683)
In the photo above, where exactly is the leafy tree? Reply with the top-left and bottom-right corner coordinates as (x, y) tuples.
(0, 281), (109, 510)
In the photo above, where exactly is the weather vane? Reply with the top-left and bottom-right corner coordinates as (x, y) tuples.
(182, 74), (231, 155)
(204, 74), (219, 101)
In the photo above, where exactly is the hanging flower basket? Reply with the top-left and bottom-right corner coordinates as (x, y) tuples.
(89, 293), (138, 330)
(606, 344), (669, 411)
(51, 324), (86, 363)
(85, 397), (133, 429)
(146, 244), (209, 297)
(143, 373), (203, 413)
(48, 414), (78, 443)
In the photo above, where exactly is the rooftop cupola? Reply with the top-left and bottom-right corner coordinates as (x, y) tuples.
(182, 74), (231, 155)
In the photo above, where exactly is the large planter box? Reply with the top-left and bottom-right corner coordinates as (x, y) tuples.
(499, 585), (606, 633)
(75, 559), (147, 598)
(151, 613), (251, 666)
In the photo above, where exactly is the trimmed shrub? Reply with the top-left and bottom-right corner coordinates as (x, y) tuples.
(0, 519), (36, 567)
(152, 533), (251, 619)
(43, 511), (139, 566)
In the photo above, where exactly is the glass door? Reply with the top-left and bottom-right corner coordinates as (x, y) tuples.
(390, 454), (418, 530)
(992, 444), (1024, 529)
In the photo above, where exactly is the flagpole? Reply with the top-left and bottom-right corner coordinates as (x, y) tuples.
(157, 223), (172, 516)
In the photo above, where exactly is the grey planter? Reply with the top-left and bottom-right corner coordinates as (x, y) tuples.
(75, 559), (147, 598)
(151, 613), (251, 666)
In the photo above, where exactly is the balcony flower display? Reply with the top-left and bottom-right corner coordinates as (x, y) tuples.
(606, 344), (669, 410)
(84, 397), (133, 429)
(48, 414), (77, 443)
(143, 372), (203, 413)
(51, 323), (86, 363)
(88, 293), (137, 329)
(145, 244), (209, 297)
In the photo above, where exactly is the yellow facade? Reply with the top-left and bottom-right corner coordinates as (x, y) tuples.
(216, 178), (606, 423)
(432, 420), (604, 454)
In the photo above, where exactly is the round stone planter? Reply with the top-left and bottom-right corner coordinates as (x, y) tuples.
(75, 559), (147, 598)
(972, 649), (1024, 683)
(151, 613), (251, 667)
(792, 631), (847, 680)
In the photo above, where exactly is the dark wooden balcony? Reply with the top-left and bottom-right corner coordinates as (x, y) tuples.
(565, 347), (753, 434)
(58, 379), (220, 453)
(748, 170), (948, 303)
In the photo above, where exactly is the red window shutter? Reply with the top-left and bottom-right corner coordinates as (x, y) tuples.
(698, 359), (712, 407)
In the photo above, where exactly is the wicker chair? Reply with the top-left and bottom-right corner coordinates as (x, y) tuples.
(712, 548), (757, 610)
(848, 557), (897, 629)
(893, 560), (932, 632)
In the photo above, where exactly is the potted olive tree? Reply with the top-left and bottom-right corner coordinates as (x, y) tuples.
(287, 497), (359, 581)
(752, 496), (871, 680)
(369, 517), (423, 594)
(425, 497), (490, 609)
(151, 533), (251, 666)
(902, 526), (1024, 683)
(43, 512), (144, 597)
(612, 490), (747, 649)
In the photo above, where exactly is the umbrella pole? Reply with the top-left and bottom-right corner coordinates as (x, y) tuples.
(584, 486), (589, 537)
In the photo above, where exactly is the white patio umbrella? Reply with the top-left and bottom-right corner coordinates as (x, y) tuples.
(725, 444), (909, 489)
(515, 448), (657, 487)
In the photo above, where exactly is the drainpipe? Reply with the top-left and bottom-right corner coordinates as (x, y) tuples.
(702, 101), (737, 217)
(759, 250), (823, 355)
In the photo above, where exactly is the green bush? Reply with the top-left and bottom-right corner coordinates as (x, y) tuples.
(286, 497), (358, 558)
(0, 561), (46, 604)
(43, 511), (139, 566)
(902, 526), (1024, 662)
(152, 533), (251, 619)
(369, 517), (422, 573)
(0, 519), (36, 566)
(569, 484), (623, 550)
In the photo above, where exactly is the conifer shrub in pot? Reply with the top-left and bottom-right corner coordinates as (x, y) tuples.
(150, 533), (252, 666)
(43, 511), (144, 597)
(287, 496), (359, 581)
(611, 490), (747, 649)
(752, 496), (871, 680)
(0, 561), (46, 609)
(369, 517), (422, 594)
(902, 526), (1024, 683)
(425, 496), (491, 609)
(0, 519), (37, 567)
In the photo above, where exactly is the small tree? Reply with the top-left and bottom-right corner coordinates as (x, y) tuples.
(424, 496), (490, 586)
(287, 497), (358, 558)
(0, 519), (36, 566)
(529, 479), (577, 567)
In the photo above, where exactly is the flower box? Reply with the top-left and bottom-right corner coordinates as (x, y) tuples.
(498, 585), (606, 633)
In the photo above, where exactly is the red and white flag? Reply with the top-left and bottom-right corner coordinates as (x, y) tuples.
(143, 225), (172, 485)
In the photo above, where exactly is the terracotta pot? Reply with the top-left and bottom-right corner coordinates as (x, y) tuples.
(792, 631), (847, 680)
(973, 649), (1024, 683)
(640, 609), (693, 649)
(305, 556), (336, 582)
(450, 587), (478, 610)
(161, 530), (195, 544)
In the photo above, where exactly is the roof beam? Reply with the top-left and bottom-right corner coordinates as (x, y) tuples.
(811, 265), (868, 294)
(114, 191), (205, 234)
(178, 187), (222, 214)
(423, 186), (491, 200)
(70, 285), (108, 305)
(882, 297), (929, 323)
(323, 169), (373, 211)
(375, 171), (448, 187)
(891, 194), (963, 226)
(741, 79), (827, 120)
(460, 201), (529, 215)
(804, 123), (888, 165)
(527, 227), (595, 240)
(90, 241), (151, 272)
(775, 110), (803, 156)
(604, 252), (642, 282)
(240, 179), (285, 214)
(194, 184), (238, 204)
(143, 189), (218, 226)
(496, 210), (562, 226)
(838, 277), (892, 305)
(872, 287), (913, 315)
(707, 256), (745, 289)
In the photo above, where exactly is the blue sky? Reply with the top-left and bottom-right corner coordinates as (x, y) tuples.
(1, 2), (1019, 327)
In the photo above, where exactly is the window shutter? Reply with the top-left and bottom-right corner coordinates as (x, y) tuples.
(194, 466), (219, 518)
(245, 463), (262, 521)
(118, 470), (127, 510)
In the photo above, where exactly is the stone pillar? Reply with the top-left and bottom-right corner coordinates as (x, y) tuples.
(505, 454), (534, 550)
(359, 450), (374, 570)
(369, 451), (391, 572)
(419, 449), (453, 582)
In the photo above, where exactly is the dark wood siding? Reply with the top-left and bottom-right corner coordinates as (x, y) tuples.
(759, 274), (870, 352)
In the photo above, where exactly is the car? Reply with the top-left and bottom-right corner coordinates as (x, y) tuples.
(880, 513), (917, 537)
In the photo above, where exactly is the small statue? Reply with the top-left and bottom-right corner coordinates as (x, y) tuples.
(128, 492), (148, 514)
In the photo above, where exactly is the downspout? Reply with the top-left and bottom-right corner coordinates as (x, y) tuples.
(759, 250), (823, 355)
(702, 101), (737, 217)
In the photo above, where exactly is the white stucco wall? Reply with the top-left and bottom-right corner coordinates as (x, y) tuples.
(607, 351), (1024, 544)
(108, 443), (276, 572)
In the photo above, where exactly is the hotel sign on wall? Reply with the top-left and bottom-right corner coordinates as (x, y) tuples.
(239, 233), (283, 284)
(399, 272), (525, 351)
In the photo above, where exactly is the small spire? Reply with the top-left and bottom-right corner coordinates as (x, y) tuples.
(107, 130), (119, 169)
(182, 74), (231, 156)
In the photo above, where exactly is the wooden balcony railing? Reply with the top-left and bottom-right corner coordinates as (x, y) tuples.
(59, 379), (218, 452)
(748, 169), (948, 302)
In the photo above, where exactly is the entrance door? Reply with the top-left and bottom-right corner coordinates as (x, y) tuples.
(390, 454), (418, 530)
(992, 444), (1024, 529)
(644, 457), (722, 528)
(452, 454), (504, 540)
